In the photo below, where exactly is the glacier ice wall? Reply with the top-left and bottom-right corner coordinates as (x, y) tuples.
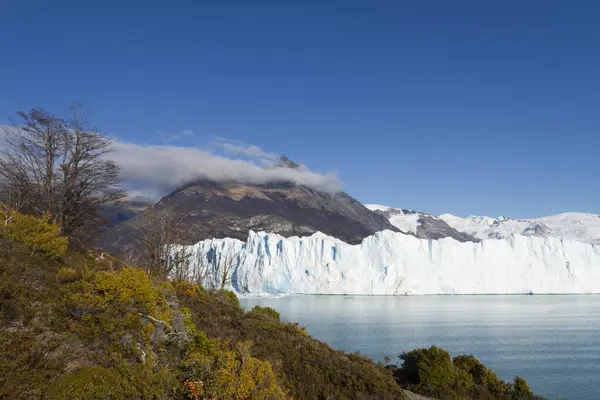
(175, 230), (600, 295)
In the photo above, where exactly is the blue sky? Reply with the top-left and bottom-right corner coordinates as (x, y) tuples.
(1, 0), (599, 217)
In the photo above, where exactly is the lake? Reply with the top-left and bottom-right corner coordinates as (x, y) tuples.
(240, 295), (600, 400)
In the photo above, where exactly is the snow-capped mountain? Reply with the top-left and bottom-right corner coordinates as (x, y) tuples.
(364, 204), (422, 234)
(367, 204), (600, 244)
(177, 229), (600, 295)
(439, 212), (600, 244)
(364, 204), (477, 242)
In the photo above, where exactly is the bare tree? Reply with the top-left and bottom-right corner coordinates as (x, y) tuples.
(189, 250), (212, 286)
(171, 246), (194, 282)
(127, 206), (237, 287)
(129, 205), (184, 278)
(0, 105), (126, 246)
(216, 251), (235, 289)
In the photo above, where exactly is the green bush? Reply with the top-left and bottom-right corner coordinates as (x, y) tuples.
(248, 305), (281, 322)
(48, 362), (176, 399)
(394, 347), (543, 400)
(513, 376), (533, 397)
(398, 346), (457, 398)
(217, 288), (241, 309)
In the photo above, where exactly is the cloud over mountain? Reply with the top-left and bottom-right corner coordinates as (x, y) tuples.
(0, 125), (341, 199)
(110, 140), (342, 199)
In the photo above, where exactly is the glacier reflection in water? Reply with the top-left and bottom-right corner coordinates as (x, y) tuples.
(240, 295), (600, 400)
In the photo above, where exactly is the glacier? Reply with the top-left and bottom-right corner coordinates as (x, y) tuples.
(175, 230), (600, 295)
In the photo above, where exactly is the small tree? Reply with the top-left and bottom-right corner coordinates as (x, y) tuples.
(0, 105), (125, 246)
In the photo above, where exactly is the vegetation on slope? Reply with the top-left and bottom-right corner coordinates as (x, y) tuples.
(390, 346), (544, 400)
(0, 209), (404, 399)
(0, 209), (545, 399)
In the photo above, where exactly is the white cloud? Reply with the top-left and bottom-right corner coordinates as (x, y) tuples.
(182, 129), (194, 136)
(216, 138), (278, 161)
(0, 125), (343, 200)
(110, 140), (342, 199)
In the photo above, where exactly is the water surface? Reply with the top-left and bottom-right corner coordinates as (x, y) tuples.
(240, 295), (600, 399)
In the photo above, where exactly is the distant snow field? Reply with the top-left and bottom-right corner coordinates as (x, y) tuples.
(366, 204), (600, 244)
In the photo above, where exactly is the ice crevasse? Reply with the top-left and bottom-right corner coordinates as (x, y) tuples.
(176, 230), (600, 295)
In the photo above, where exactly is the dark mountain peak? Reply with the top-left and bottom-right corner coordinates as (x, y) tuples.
(97, 174), (400, 254)
(277, 155), (299, 169)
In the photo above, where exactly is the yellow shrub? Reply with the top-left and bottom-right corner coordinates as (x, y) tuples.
(62, 267), (172, 339)
(57, 267), (78, 282)
(213, 341), (288, 399)
(94, 267), (170, 320)
(0, 210), (67, 257)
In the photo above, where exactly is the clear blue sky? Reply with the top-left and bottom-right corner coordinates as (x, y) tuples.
(1, 0), (598, 217)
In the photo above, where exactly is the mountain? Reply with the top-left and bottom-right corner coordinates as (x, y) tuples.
(367, 204), (600, 244)
(439, 212), (600, 244)
(365, 204), (478, 242)
(179, 229), (600, 295)
(97, 164), (399, 254)
(99, 199), (152, 227)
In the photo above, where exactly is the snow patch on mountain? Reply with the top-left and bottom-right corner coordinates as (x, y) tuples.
(440, 212), (600, 244)
(176, 230), (600, 295)
(364, 204), (421, 234)
(364, 204), (478, 242)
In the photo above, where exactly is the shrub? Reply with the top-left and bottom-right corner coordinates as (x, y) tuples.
(513, 376), (533, 396)
(211, 341), (288, 399)
(248, 305), (281, 322)
(57, 267), (78, 282)
(395, 347), (540, 400)
(453, 354), (508, 396)
(0, 209), (67, 257)
(181, 333), (288, 399)
(217, 288), (240, 308)
(61, 267), (172, 339)
(48, 362), (176, 399)
(398, 346), (455, 396)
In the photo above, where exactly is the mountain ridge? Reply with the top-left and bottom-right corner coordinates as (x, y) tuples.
(97, 175), (400, 255)
(367, 204), (600, 244)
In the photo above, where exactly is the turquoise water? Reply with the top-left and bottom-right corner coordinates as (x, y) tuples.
(240, 295), (600, 399)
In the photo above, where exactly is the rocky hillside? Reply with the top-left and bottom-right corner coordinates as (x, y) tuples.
(98, 162), (399, 254)
(99, 199), (152, 228)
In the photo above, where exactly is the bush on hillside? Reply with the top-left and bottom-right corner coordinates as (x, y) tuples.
(0, 209), (67, 257)
(247, 305), (281, 322)
(393, 346), (543, 400)
(1, 243), (291, 399)
(513, 376), (533, 397)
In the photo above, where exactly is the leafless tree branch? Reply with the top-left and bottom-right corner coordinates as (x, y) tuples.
(0, 104), (126, 246)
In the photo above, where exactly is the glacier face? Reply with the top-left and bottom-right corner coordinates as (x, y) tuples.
(176, 230), (600, 295)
